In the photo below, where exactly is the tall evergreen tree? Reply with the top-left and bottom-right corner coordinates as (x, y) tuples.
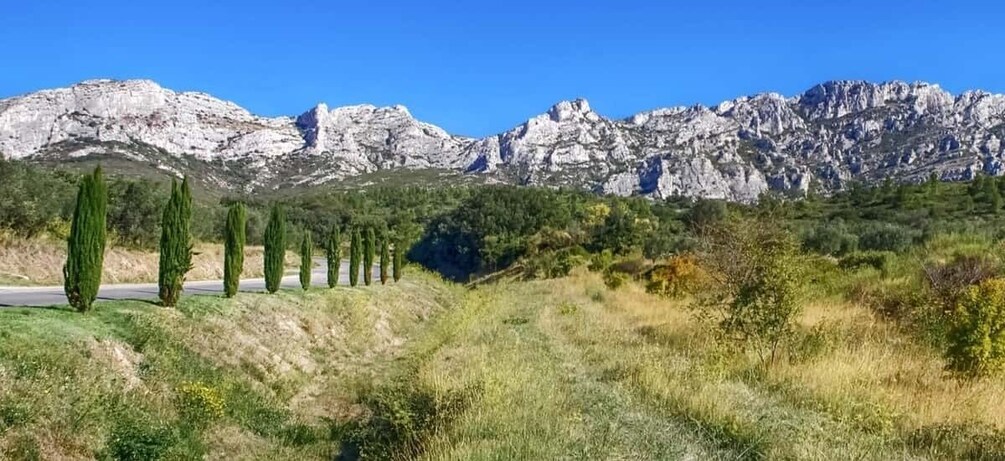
(363, 227), (375, 286)
(349, 228), (362, 287)
(264, 205), (286, 294)
(393, 239), (404, 282)
(223, 202), (246, 298)
(325, 225), (341, 288)
(300, 230), (312, 290)
(380, 237), (390, 285)
(970, 174), (986, 199)
(158, 177), (193, 307)
(64, 166), (108, 312)
(985, 177), (1003, 213)
(926, 171), (940, 197)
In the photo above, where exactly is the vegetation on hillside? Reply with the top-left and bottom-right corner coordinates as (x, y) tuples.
(9, 159), (1005, 458)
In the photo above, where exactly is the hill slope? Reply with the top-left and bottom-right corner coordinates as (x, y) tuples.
(3, 267), (1005, 459)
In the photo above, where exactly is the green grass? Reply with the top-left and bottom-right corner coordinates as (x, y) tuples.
(0, 271), (460, 459)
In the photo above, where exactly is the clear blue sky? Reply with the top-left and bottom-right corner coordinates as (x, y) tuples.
(2, 0), (1003, 137)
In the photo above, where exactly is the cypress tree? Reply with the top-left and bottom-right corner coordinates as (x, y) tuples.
(264, 205), (287, 294)
(349, 228), (362, 287)
(158, 177), (193, 307)
(380, 237), (390, 285)
(986, 177), (1003, 213)
(223, 202), (246, 298)
(393, 239), (404, 282)
(300, 230), (312, 291)
(325, 225), (341, 288)
(64, 166), (108, 312)
(363, 227), (375, 286)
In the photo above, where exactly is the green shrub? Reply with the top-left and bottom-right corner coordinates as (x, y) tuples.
(858, 223), (915, 252)
(558, 302), (579, 315)
(945, 278), (1005, 378)
(105, 417), (177, 461)
(63, 166), (108, 312)
(588, 249), (614, 273)
(839, 251), (894, 275)
(802, 221), (858, 256)
(684, 198), (728, 231)
(696, 218), (803, 366)
(602, 269), (629, 290)
(588, 202), (654, 254)
(341, 379), (478, 460)
(524, 246), (587, 279)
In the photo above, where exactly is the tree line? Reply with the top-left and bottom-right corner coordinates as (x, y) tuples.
(63, 167), (406, 312)
(0, 158), (463, 251)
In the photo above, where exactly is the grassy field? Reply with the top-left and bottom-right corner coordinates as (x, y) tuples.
(3, 264), (1005, 459)
(382, 270), (1005, 460)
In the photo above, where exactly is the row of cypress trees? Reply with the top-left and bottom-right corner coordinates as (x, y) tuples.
(305, 218), (404, 290)
(224, 204), (407, 294)
(62, 169), (406, 311)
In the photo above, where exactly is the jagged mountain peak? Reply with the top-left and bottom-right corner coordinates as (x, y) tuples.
(547, 98), (594, 122)
(3, 78), (1005, 201)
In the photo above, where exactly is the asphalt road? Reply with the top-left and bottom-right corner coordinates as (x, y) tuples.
(0, 260), (379, 308)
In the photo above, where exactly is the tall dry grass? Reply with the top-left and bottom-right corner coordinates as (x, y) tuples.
(0, 238), (297, 286)
(406, 269), (1005, 459)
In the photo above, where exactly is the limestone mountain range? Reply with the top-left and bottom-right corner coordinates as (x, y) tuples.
(2, 78), (1004, 200)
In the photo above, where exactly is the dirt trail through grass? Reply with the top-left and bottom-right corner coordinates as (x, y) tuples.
(388, 273), (969, 460)
(383, 281), (731, 460)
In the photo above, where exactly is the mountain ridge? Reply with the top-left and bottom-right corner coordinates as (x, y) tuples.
(3, 78), (1005, 200)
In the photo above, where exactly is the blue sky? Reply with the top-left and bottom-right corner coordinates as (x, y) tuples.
(2, 0), (1003, 137)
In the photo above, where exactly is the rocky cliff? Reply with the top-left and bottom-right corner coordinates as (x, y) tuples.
(3, 79), (1004, 200)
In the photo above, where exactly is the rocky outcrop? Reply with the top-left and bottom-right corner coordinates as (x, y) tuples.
(3, 79), (1005, 201)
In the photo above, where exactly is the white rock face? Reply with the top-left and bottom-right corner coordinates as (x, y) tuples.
(3, 79), (1005, 201)
(0, 80), (303, 164)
